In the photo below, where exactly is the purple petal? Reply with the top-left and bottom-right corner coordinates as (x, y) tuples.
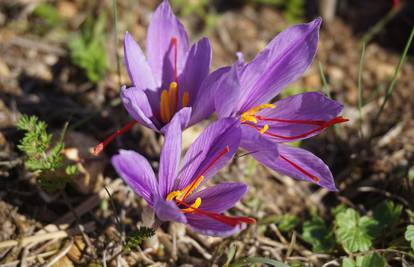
(189, 66), (230, 125)
(158, 113), (182, 198)
(120, 86), (160, 131)
(146, 0), (189, 86)
(124, 32), (156, 91)
(154, 196), (187, 223)
(177, 118), (241, 189)
(186, 182), (247, 213)
(179, 37), (211, 108)
(268, 144), (337, 191)
(256, 92), (343, 142)
(160, 107), (192, 134)
(214, 63), (241, 118)
(240, 125), (279, 167)
(237, 18), (322, 112)
(186, 214), (244, 237)
(111, 150), (158, 205)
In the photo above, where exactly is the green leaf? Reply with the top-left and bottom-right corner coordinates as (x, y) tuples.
(404, 225), (414, 250)
(230, 257), (290, 267)
(359, 253), (386, 267)
(278, 214), (299, 232)
(342, 257), (356, 267)
(302, 215), (335, 252)
(372, 201), (402, 235)
(224, 243), (238, 267)
(335, 209), (378, 253)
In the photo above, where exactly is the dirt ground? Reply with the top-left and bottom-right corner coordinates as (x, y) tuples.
(0, 0), (413, 266)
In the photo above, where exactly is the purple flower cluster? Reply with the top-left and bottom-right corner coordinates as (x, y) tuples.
(103, 0), (347, 237)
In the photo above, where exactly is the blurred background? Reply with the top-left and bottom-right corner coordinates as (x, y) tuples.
(1, 0), (414, 266)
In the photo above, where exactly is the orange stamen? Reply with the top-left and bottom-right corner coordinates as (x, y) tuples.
(92, 121), (137, 156)
(169, 82), (178, 113)
(280, 154), (320, 182)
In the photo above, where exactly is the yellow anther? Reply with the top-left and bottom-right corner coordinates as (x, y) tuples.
(177, 175), (204, 201)
(169, 82), (178, 113)
(240, 103), (275, 124)
(259, 124), (269, 134)
(181, 197), (202, 213)
(240, 114), (258, 124)
(182, 91), (190, 107)
(160, 90), (171, 123)
(166, 190), (181, 201)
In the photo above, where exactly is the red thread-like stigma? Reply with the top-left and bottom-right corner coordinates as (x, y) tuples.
(180, 146), (230, 200)
(245, 116), (348, 140)
(171, 37), (178, 82)
(280, 154), (320, 182)
(92, 121), (137, 156)
(180, 201), (256, 227)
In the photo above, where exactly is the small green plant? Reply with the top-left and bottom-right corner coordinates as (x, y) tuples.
(277, 214), (300, 232)
(33, 3), (61, 27)
(68, 14), (108, 83)
(404, 225), (414, 251)
(17, 115), (76, 192)
(124, 227), (155, 250)
(297, 201), (406, 266)
(302, 215), (335, 253)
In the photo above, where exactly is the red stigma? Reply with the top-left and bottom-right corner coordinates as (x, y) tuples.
(198, 146), (230, 178)
(280, 154), (320, 182)
(171, 37), (178, 82)
(92, 120), (137, 156)
(180, 201), (256, 227)
(255, 116), (326, 126)
(247, 116), (348, 141)
(180, 146), (230, 200)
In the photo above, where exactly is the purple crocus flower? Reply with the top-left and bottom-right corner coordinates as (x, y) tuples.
(94, 0), (222, 155)
(112, 115), (255, 237)
(213, 18), (348, 191)
(122, 0), (221, 130)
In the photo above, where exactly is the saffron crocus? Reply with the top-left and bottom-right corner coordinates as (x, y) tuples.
(213, 18), (347, 191)
(93, 0), (223, 155)
(112, 115), (255, 237)
(122, 0), (221, 130)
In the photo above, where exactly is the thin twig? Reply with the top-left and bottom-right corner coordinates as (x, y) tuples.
(44, 239), (74, 267)
(0, 223), (95, 249)
(104, 185), (124, 244)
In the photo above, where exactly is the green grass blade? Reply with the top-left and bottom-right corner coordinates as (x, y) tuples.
(112, 0), (121, 87)
(374, 26), (414, 122)
(318, 61), (331, 98)
(357, 41), (366, 137)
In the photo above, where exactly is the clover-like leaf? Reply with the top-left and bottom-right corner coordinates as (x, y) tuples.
(372, 201), (402, 234)
(335, 208), (378, 253)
